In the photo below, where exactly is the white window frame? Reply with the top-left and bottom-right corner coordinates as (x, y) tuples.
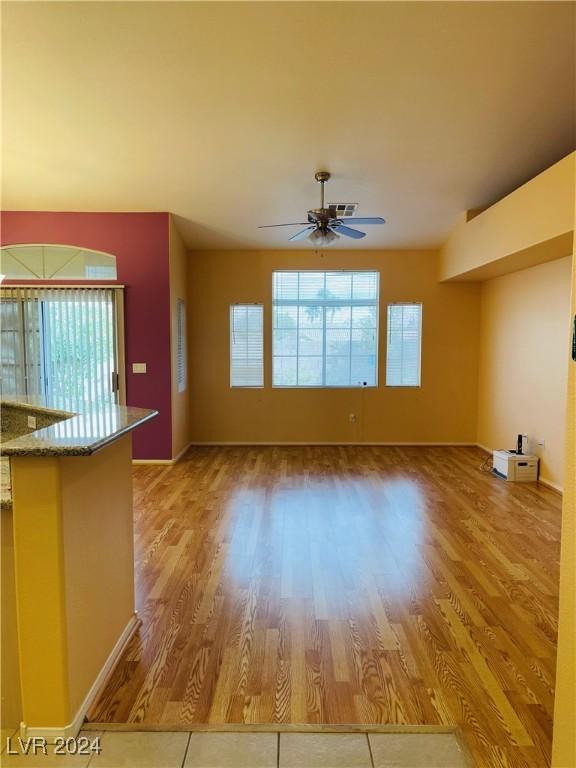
(272, 270), (380, 389)
(385, 302), (422, 388)
(229, 303), (264, 388)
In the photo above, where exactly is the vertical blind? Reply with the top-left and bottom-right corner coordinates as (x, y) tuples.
(230, 304), (264, 387)
(386, 303), (422, 386)
(272, 271), (379, 387)
(0, 286), (121, 408)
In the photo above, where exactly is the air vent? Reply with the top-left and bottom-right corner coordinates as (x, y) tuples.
(327, 203), (358, 218)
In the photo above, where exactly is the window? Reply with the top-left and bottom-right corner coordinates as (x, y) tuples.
(176, 299), (187, 392)
(272, 271), (379, 387)
(386, 303), (422, 386)
(0, 244), (117, 280)
(230, 304), (263, 387)
(0, 286), (122, 407)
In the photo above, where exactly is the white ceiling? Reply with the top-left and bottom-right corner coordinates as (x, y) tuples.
(2, 1), (574, 250)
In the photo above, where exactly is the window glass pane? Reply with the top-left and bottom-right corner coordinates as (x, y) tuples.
(0, 287), (118, 407)
(230, 304), (264, 387)
(326, 306), (351, 328)
(272, 271), (379, 387)
(326, 328), (351, 356)
(325, 272), (352, 301)
(352, 272), (379, 300)
(385, 303), (422, 386)
(298, 329), (322, 356)
(298, 272), (325, 300)
(298, 305), (323, 329)
(326, 356), (351, 386)
(273, 272), (298, 300)
(274, 329), (297, 356)
(273, 356), (297, 386)
(0, 245), (117, 280)
(273, 305), (297, 329)
(352, 306), (377, 328)
(298, 356), (323, 386)
(351, 328), (377, 356)
(351, 356), (377, 387)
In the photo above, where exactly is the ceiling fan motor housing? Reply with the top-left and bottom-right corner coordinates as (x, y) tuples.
(308, 208), (334, 227)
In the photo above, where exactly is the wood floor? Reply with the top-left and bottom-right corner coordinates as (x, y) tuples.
(88, 446), (562, 768)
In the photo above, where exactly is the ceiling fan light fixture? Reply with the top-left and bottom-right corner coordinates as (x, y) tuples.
(308, 228), (339, 246)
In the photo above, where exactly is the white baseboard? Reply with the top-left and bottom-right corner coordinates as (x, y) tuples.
(20, 612), (140, 742)
(538, 477), (563, 494)
(188, 441), (477, 447)
(132, 441), (192, 466)
(172, 441), (193, 462)
(476, 444), (563, 494)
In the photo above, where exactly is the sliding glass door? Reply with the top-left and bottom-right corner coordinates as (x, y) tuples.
(0, 286), (124, 409)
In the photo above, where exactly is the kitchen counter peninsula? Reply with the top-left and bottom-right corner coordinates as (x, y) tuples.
(1, 396), (156, 456)
(0, 396), (157, 741)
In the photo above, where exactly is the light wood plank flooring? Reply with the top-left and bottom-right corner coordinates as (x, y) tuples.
(88, 446), (562, 767)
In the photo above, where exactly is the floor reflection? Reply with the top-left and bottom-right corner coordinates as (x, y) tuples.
(224, 477), (425, 601)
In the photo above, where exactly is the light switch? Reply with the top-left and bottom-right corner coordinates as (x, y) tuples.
(132, 362), (147, 374)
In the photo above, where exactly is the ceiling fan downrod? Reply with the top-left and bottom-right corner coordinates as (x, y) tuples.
(315, 170), (330, 211)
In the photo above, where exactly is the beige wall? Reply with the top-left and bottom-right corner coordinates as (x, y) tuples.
(10, 435), (136, 730)
(60, 436), (134, 715)
(551, 180), (576, 768)
(169, 216), (190, 459)
(477, 256), (572, 488)
(188, 250), (481, 444)
(439, 152), (575, 282)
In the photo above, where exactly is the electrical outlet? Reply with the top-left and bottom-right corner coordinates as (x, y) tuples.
(27, 415), (36, 429)
(349, 414), (357, 423)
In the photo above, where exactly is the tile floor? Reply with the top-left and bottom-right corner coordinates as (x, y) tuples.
(0, 730), (470, 768)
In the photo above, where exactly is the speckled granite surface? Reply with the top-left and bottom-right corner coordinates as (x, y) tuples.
(0, 396), (157, 457)
(1, 402), (70, 441)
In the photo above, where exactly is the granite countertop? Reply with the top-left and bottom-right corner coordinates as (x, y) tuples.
(0, 396), (157, 457)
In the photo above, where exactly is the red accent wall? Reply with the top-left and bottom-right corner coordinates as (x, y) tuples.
(0, 211), (172, 460)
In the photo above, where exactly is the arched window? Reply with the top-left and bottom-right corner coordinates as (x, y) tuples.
(0, 244), (117, 280)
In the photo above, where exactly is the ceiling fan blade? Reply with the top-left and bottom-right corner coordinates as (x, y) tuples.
(258, 222), (311, 228)
(335, 217), (385, 225)
(331, 224), (366, 239)
(289, 226), (317, 242)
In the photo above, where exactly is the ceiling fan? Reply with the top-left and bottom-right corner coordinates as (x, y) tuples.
(258, 171), (385, 246)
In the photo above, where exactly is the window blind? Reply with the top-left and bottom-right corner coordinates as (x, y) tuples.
(177, 299), (187, 392)
(272, 271), (379, 387)
(385, 303), (422, 386)
(230, 304), (263, 387)
(0, 286), (121, 408)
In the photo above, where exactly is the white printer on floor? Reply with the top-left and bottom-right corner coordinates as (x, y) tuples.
(492, 450), (539, 482)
